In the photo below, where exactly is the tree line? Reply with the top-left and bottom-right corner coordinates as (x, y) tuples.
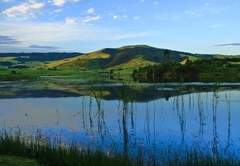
(132, 57), (240, 83)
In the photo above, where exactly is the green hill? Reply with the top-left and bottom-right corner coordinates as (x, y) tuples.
(0, 45), (239, 70)
(53, 45), (236, 70)
(0, 52), (82, 69)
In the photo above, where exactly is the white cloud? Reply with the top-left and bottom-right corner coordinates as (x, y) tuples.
(0, 22), (108, 45)
(65, 17), (76, 24)
(0, 22), (151, 46)
(112, 15), (127, 19)
(87, 8), (94, 14)
(82, 15), (100, 23)
(52, 0), (79, 6)
(133, 16), (140, 20)
(52, 0), (65, 6)
(113, 15), (118, 19)
(0, 22), (92, 44)
(0, 21), (153, 52)
(2, 0), (44, 19)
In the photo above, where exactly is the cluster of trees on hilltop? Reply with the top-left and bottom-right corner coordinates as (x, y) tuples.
(132, 58), (240, 83)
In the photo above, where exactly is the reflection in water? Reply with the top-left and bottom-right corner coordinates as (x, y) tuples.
(180, 95), (186, 145)
(81, 97), (86, 129)
(88, 96), (93, 132)
(173, 95), (186, 144)
(122, 100), (129, 156)
(188, 92), (192, 111)
(55, 109), (60, 125)
(225, 92), (231, 153)
(198, 93), (205, 136)
(212, 90), (219, 161)
(0, 83), (240, 163)
(144, 103), (150, 146)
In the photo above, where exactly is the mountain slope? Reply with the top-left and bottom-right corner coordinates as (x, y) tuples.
(31, 45), (240, 70)
(0, 52), (82, 69)
(55, 45), (192, 70)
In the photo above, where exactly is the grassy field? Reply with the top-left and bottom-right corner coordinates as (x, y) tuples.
(0, 67), (134, 81)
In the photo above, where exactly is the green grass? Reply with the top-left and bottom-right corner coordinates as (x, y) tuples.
(0, 155), (40, 166)
(0, 68), (134, 81)
(108, 56), (156, 70)
(0, 129), (143, 166)
(0, 127), (240, 166)
(25, 61), (44, 68)
(0, 57), (19, 64)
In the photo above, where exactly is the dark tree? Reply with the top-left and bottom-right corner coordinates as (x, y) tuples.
(11, 70), (16, 74)
(164, 49), (170, 61)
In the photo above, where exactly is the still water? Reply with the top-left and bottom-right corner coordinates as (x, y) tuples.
(0, 80), (240, 161)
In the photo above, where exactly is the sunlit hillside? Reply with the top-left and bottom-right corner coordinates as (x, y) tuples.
(0, 45), (239, 70)
(51, 45), (189, 70)
(53, 45), (234, 70)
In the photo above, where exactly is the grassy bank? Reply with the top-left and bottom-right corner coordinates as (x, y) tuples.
(0, 128), (240, 166)
(0, 129), (142, 166)
(0, 155), (40, 166)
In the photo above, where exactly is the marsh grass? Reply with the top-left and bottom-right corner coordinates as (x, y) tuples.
(0, 125), (240, 166)
(0, 155), (40, 166)
(0, 128), (141, 166)
(162, 147), (239, 166)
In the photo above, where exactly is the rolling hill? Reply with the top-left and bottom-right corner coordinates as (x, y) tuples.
(0, 52), (82, 69)
(1, 45), (239, 70)
(44, 45), (239, 70)
(53, 45), (189, 70)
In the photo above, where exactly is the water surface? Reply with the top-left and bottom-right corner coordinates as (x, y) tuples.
(0, 79), (240, 161)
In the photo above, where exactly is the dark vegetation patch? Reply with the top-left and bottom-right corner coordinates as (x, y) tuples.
(133, 58), (240, 83)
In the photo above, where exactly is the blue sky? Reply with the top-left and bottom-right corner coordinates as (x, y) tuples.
(0, 0), (239, 55)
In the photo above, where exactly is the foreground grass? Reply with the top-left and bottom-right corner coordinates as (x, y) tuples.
(0, 129), (240, 166)
(0, 155), (40, 166)
(0, 132), (142, 166)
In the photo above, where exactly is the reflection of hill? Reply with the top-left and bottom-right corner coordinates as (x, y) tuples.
(1, 82), (239, 102)
(0, 89), (81, 99)
(90, 86), (181, 102)
(0, 85), (179, 102)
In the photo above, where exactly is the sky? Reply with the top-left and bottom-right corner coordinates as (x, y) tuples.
(0, 0), (240, 55)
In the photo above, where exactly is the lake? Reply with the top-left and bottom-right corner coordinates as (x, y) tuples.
(0, 78), (240, 162)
